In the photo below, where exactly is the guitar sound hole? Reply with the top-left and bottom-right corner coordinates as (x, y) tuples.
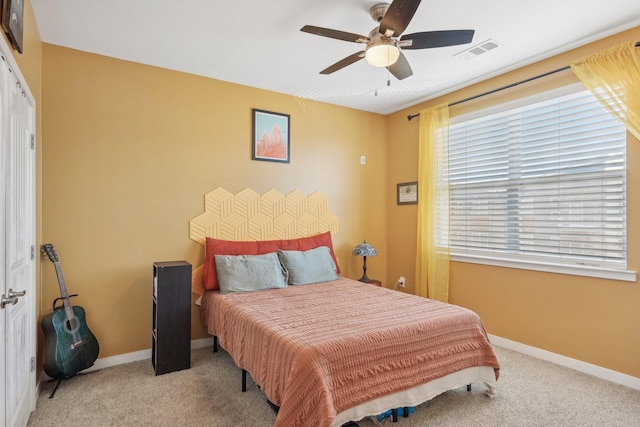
(65, 318), (79, 333)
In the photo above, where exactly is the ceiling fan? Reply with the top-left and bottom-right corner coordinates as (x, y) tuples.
(300, 0), (475, 80)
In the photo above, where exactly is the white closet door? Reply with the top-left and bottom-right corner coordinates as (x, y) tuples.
(1, 46), (36, 427)
(0, 51), (6, 427)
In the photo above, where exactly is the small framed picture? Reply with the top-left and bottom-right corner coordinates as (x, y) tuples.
(1, 0), (24, 53)
(252, 108), (290, 163)
(397, 181), (418, 205)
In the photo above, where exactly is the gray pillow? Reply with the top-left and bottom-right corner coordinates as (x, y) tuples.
(215, 252), (288, 294)
(277, 246), (339, 285)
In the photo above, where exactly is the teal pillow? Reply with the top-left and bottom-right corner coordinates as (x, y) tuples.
(277, 246), (339, 285)
(215, 252), (288, 294)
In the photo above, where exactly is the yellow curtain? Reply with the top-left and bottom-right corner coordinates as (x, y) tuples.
(415, 104), (450, 301)
(570, 40), (640, 140)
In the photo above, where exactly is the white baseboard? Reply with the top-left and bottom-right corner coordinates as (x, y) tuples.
(39, 335), (640, 393)
(41, 337), (214, 381)
(87, 337), (214, 372)
(489, 334), (640, 391)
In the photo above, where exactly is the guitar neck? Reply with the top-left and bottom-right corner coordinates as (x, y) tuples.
(53, 261), (76, 320)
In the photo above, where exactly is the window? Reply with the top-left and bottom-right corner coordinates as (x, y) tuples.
(443, 88), (628, 277)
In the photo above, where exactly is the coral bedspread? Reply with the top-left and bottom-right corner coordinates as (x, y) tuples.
(200, 278), (500, 427)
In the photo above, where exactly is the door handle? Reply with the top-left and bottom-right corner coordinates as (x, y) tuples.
(1, 294), (18, 308)
(8, 288), (26, 298)
(1, 288), (26, 309)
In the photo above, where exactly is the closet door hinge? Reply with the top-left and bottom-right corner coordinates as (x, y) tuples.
(30, 134), (35, 149)
(31, 356), (35, 372)
(31, 245), (35, 260)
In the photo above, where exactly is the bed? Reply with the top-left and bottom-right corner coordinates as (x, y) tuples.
(198, 232), (500, 427)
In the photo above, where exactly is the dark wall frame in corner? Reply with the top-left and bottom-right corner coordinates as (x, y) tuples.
(397, 181), (418, 205)
(1, 0), (24, 54)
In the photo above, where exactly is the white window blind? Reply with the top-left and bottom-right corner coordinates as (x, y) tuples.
(445, 89), (627, 270)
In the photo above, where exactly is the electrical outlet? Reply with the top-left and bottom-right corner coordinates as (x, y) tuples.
(397, 276), (406, 287)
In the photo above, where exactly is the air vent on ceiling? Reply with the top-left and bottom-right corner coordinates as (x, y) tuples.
(454, 39), (501, 61)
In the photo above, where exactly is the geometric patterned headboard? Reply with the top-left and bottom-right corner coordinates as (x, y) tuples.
(189, 187), (339, 294)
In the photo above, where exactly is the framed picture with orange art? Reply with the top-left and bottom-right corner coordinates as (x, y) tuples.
(252, 108), (290, 163)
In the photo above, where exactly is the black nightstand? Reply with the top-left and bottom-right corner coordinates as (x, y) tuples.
(152, 261), (191, 375)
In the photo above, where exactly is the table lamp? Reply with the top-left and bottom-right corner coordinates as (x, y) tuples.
(352, 240), (377, 282)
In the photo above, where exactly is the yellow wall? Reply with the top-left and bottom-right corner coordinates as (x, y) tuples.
(41, 45), (388, 359)
(387, 27), (640, 377)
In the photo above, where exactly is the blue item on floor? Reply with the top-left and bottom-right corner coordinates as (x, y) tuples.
(377, 406), (415, 422)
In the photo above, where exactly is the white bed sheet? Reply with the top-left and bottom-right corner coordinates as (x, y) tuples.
(333, 366), (497, 426)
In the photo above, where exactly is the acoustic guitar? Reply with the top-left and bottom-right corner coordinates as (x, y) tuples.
(41, 243), (100, 378)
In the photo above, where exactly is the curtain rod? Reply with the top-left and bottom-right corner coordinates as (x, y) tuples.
(406, 41), (640, 122)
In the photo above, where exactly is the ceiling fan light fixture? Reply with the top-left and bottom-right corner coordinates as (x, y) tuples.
(365, 39), (400, 67)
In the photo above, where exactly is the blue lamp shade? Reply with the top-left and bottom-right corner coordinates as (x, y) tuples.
(352, 241), (377, 282)
(352, 241), (377, 257)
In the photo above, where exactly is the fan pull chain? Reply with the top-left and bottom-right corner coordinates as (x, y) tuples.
(375, 65), (393, 96)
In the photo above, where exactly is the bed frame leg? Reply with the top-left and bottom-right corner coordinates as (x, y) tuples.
(242, 369), (247, 392)
(390, 407), (409, 422)
(467, 384), (471, 392)
(213, 336), (218, 353)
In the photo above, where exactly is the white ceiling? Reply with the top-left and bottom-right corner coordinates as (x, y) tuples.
(31, 0), (640, 115)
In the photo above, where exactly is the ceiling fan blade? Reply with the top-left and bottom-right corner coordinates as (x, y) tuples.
(400, 30), (475, 49)
(379, 0), (421, 37)
(388, 51), (413, 80)
(301, 25), (368, 43)
(320, 51), (366, 74)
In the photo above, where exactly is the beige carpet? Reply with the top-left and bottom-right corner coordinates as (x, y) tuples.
(27, 345), (640, 427)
